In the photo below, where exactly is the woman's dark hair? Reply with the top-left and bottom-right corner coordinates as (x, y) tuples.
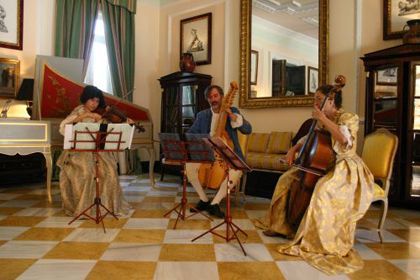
(316, 84), (342, 109)
(80, 85), (106, 108)
(204, 85), (224, 99)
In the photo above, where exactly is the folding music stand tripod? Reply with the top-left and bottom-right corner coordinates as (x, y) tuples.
(160, 134), (213, 229)
(66, 123), (134, 233)
(191, 137), (252, 256)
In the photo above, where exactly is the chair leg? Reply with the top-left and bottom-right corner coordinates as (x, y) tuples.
(160, 164), (165, 181)
(378, 199), (388, 243)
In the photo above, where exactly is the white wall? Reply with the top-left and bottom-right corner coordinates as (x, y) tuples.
(0, 0), (55, 79)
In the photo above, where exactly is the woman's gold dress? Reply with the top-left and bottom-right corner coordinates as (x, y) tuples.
(56, 105), (130, 217)
(256, 111), (375, 275)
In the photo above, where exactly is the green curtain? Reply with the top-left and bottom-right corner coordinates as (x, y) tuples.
(101, 1), (135, 100)
(104, 0), (136, 13)
(54, 0), (100, 72)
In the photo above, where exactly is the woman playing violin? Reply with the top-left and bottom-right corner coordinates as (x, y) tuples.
(255, 84), (375, 275)
(57, 85), (130, 217)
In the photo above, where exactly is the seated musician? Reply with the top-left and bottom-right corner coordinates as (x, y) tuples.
(186, 85), (252, 218)
(256, 84), (375, 275)
(57, 85), (131, 217)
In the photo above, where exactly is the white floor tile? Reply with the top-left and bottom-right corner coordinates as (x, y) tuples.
(13, 208), (61, 217)
(101, 243), (161, 261)
(124, 218), (169, 229)
(214, 243), (273, 262)
(366, 218), (409, 229)
(355, 228), (406, 243)
(390, 259), (420, 280)
(0, 241), (57, 259)
(0, 226), (30, 240)
(63, 228), (120, 242)
(17, 259), (96, 280)
(154, 261), (218, 280)
(244, 210), (266, 219)
(35, 217), (83, 228)
(276, 261), (349, 280)
(353, 243), (384, 260)
(164, 230), (213, 244)
(0, 193), (22, 200)
(210, 219), (255, 230)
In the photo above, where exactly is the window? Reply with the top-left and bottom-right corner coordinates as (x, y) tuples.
(84, 11), (113, 94)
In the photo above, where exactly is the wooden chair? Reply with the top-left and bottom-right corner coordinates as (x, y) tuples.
(361, 128), (398, 243)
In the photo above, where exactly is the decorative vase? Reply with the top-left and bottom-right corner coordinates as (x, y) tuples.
(179, 53), (196, 72)
(403, 19), (420, 44)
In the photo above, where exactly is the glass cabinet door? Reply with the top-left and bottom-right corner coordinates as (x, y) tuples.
(372, 66), (399, 131)
(181, 85), (198, 134)
(410, 63), (420, 198)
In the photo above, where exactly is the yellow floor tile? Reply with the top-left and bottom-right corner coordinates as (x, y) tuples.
(167, 219), (211, 230)
(14, 227), (74, 241)
(113, 229), (165, 243)
(213, 230), (262, 244)
(43, 242), (109, 260)
(0, 216), (46, 227)
(406, 218), (420, 226)
(80, 218), (128, 229)
(0, 259), (37, 280)
(176, 192), (198, 197)
(244, 203), (270, 210)
(142, 196), (175, 203)
(348, 260), (414, 280)
(131, 209), (169, 218)
(0, 240), (7, 246)
(0, 207), (24, 215)
(33, 200), (62, 208)
(265, 244), (300, 261)
(52, 210), (69, 217)
(388, 228), (420, 242)
(218, 262), (285, 280)
(159, 244), (215, 261)
(16, 194), (43, 200)
(87, 261), (156, 280)
(229, 209), (249, 219)
(365, 242), (420, 259)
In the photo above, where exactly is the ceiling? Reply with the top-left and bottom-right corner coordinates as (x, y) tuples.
(252, 0), (319, 39)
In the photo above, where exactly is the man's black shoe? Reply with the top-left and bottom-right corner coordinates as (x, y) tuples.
(190, 200), (210, 212)
(208, 203), (225, 219)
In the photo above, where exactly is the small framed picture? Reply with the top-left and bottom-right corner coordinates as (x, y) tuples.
(0, 0), (24, 50)
(307, 66), (318, 94)
(180, 13), (212, 65)
(376, 67), (398, 85)
(383, 0), (420, 40)
(0, 58), (20, 98)
(250, 50), (258, 85)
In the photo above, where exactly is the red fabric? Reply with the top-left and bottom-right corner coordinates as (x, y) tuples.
(41, 64), (149, 121)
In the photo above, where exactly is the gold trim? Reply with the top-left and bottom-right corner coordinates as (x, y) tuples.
(239, 0), (329, 109)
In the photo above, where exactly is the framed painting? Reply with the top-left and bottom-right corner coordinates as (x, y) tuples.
(180, 13), (212, 65)
(376, 67), (398, 85)
(0, 0), (23, 50)
(0, 58), (20, 98)
(250, 50), (258, 85)
(384, 0), (420, 40)
(307, 66), (318, 94)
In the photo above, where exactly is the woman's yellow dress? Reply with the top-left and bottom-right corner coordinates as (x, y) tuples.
(257, 111), (375, 275)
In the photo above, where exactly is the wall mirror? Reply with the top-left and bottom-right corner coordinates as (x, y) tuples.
(239, 0), (328, 108)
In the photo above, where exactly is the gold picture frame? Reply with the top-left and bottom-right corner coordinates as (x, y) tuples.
(0, 58), (20, 98)
(383, 0), (420, 40)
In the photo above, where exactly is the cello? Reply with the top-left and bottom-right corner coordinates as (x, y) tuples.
(286, 75), (346, 230)
(197, 82), (238, 189)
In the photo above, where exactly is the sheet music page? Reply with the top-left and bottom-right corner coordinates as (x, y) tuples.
(63, 124), (74, 149)
(105, 124), (135, 150)
(71, 123), (100, 150)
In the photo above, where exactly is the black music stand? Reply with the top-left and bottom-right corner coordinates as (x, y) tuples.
(159, 133), (213, 229)
(191, 137), (252, 256)
(66, 123), (134, 233)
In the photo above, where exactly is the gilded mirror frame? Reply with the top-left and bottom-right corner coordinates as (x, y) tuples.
(239, 0), (329, 108)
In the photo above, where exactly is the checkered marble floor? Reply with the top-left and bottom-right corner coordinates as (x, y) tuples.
(0, 175), (419, 280)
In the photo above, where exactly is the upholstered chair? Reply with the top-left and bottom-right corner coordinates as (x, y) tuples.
(361, 128), (398, 243)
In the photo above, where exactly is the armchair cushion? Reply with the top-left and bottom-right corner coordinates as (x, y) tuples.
(247, 133), (270, 153)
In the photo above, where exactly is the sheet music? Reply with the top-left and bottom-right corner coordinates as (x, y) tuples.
(63, 124), (74, 149)
(105, 124), (135, 150)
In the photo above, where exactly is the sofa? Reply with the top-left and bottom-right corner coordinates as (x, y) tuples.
(237, 131), (294, 198)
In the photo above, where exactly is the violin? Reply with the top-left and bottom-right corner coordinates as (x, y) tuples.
(94, 105), (145, 133)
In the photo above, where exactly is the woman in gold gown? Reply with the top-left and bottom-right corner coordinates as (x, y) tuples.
(256, 84), (375, 275)
(57, 85), (130, 217)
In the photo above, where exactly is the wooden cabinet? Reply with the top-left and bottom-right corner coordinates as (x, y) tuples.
(158, 72), (212, 135)
(361, 44), (420, 207)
